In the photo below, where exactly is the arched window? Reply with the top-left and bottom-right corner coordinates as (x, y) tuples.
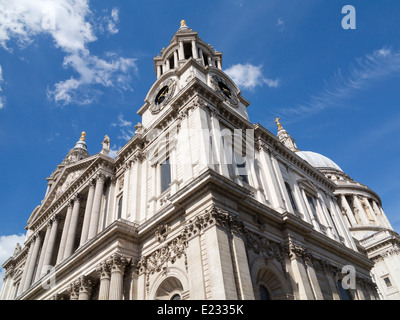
(259, 285), (271, 300)
(171, 294), (181, 300)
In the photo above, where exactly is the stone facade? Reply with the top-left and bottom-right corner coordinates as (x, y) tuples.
(0, 21), (393, 300)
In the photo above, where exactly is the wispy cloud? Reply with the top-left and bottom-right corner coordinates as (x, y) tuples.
(277, 47), (400, 118)
(0, 0), (136, 106)
(111, 113), (134, 141)
(225, 63), (280, 90)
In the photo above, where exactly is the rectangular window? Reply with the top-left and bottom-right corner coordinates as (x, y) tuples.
(306, 195), (320, 223)
(160, 158), (171, 193)
(237, 161), (249, 184)
(285, 182), (298, 211)
(384, 277), (392, 288)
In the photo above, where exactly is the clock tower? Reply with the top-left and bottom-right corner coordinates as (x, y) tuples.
(138, 20), (251, 129)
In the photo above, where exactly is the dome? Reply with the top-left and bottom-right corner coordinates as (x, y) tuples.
(296, 151), (343, 172)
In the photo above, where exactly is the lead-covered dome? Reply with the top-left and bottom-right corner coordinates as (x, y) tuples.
(296, 151), (343, 172)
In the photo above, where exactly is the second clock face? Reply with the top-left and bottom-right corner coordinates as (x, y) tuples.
(151, 78), (176, 114)
(211, 75), (238, 106)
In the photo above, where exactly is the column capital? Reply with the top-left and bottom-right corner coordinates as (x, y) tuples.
(67, 281), (80, 300)
(78, 275), (95, 295)
(73, 194), (82, 203)
(107, 253), (130, 274)
(89, 178), (96, 188)
(96, 260), (111, 279)
(97, 172), (107, 181)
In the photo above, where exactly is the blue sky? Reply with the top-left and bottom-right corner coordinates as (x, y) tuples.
(1, 0), (400, 277)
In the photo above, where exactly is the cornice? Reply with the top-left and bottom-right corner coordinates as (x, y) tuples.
(254, 124), (336, 192)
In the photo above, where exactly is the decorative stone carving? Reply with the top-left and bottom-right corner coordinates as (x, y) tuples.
(107, 253), (130, 274)
(96, 260), (111, 279)
(155, 223), (170, 243)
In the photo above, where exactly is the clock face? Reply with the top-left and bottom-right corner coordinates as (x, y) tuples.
(150, 78), (176, 114)
(211, 75), (238, 106)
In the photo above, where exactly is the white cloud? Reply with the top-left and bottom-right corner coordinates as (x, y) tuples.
(108, 8), (120, 34)
(0, 0), (136, 106)
(112, 113), (132, 127)
(277, 18), (284, 27)
(278, 46), (400, 118)
(0, 234), (26, 290)
(108, 144), (119, 159)
(224, 63), (280, 90)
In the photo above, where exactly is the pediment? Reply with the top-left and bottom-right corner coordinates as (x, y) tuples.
(28, 157), (98, 226)
(297, 178), (318, 196)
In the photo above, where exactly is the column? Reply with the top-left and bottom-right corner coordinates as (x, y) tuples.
(362, 197), (379, 225)
(23, 233), (43, 291)
(331, 200), (358, 251)
(257, 145), (286, 212)
(179, 113), (193, 184)
(178, 41), (184, 60)
(80, 180), (95, 246)
(287, 243), (315, 299)
(107, 178), (117, 225)
(217, 59), (222, 69)
(209, 109), (229, 178)
(18, 241), (34, 295)
(353, 196), (370, 225)
(305, 259), (324, 300)
(316, 196), (334, 238)
(122, 164), (131, 220)
(41, 215), (60, 275)
(96, 261), (111, 300)
(186, 235), (206, 299)
(191, 40), (198, 59)
(374, 201), (393, 229)
(270, 153), (292, 212)
(288, 169), (312, 223)
(156, 65), (161, 78)
(78, 276), (94, 300)
(108, 253), (129, 300)
(129, 160), (139, 220)
(34, 222), (52, 282)
(56, 202), (73, 264)
(340, 195), (358, 227)
(198, 47), (203, 65)
(63, 195), (81, 259)
(88, 174), (106, 240)
(174, 50), (178, 68)
(231, 232), (255, 299)
(203, 225), (238, 300)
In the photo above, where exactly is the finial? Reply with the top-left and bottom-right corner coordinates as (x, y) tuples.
(274, 117), (283, 130)
(180, 20), (186, 27)
(80, 131), (86, 141)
